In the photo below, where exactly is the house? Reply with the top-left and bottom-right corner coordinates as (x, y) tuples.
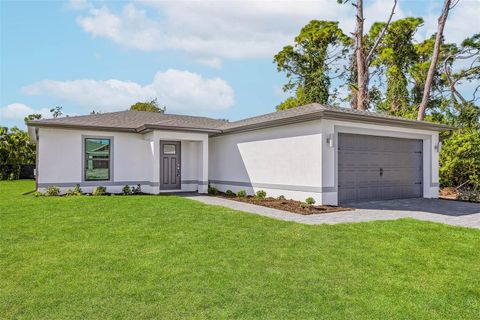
(27, 103), (452, 205)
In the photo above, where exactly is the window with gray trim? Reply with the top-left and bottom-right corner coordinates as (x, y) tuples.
(84, 138), (111, 181)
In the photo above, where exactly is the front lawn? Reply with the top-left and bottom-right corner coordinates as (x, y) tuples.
(1, 180), (479, 319)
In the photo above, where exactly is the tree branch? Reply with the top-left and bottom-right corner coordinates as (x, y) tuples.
(366, 0), (398, 65)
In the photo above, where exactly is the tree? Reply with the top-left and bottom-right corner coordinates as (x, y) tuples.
(338, 0), (398, 110)
(50, 106), (63, 118)
(0, 127), (36, 180)
(370, 18), (424, 116)
(417, 0), (453, 120)
(274, 20), (351, 109)
(24, 114), (42, 123)
(130, 98), (166, 113)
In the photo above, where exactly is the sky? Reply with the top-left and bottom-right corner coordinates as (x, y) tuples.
(1, 0), (479, 129)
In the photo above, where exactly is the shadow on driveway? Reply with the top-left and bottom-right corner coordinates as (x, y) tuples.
(343, 198), (480, 216)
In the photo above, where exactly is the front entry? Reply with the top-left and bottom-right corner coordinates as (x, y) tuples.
(160, 141), (181, 190)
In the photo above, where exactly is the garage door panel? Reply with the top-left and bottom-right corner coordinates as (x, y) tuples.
(338, 133), (423, 203)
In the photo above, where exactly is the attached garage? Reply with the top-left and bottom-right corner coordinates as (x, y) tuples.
(338, 133), (423, 203)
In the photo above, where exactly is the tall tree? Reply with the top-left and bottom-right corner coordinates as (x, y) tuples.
(339, 0), (397, 110)
(370, 18), (424, 116)
(130, 98), (166, 113)
(417, 0), (453, 120)
(274, 20), (351, 110)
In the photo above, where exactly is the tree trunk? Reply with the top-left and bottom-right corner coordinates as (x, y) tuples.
(417, 0), (451, 120)
(355, 0), (367, 110)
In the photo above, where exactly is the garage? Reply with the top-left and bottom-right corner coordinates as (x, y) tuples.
(338, 133), (423, 203)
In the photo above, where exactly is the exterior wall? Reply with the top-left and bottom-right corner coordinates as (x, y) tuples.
(37, 128), (208, 194)
(209, 120), (324, 203)
(320, 119), (440, 205)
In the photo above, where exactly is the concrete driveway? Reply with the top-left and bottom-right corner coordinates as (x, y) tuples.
(186, 195), (480, 229)
(340, 198), (480, 229)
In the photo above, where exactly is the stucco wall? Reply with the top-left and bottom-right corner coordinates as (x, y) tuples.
(209, 120), (324, 203)
(37, 128), (208, 194)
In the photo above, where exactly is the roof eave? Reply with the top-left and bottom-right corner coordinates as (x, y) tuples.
(321, 110), (455, 131)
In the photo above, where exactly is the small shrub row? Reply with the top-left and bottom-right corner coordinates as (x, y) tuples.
(36, 184), (143, 197)
(122, 184), (142, 195)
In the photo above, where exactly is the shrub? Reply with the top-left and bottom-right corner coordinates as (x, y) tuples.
(73, 184), (82, 196)
(305, 197), (316, 205)
(33, 191), (42, 197)
(132, 184), (142, 194)
(225, 189), (236, 197)
(300, 203), (308, 209)
(255, 190), (267, 199)
(237, 190), (247, 197)
(208, 186), (219, 195)
(277, 195), (286, 200)
(64, 188), (74, 196)
(122, 185), (132, 195)
(45, 186), (60, 197)
(92, 186), (106, 196)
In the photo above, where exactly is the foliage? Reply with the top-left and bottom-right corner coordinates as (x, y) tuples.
(92, 186), (107, 196)
(255, 190), (267, 199)
(130, 98), (166, 113)
(225, 189), (235, 197)
(0, 127), (36, 180)
(122, 185), (132, 195)
(277, 195), (286, 200)
(64, 188), (74, 196)
(274, 20), (351, 108)
(440, 104), (480, 190)
(50, 106), (63, 118)
(73, 184), (83, 196)
(44, 186), (60, 197)
(132, 184), (142, 195)
(208, 186), (219, 195)
(305, 197), (316, 205)
(300, 203), (308, 209)
(237, 190), (247, 198)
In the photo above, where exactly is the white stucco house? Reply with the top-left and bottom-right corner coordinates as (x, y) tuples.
(27, 104), (452, 205)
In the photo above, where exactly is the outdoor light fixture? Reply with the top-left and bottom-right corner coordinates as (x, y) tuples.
(434, 141), (442, 152)
(326, 134), (334, 148)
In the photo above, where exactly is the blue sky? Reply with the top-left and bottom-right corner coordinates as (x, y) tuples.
(1, 0), (479, 129)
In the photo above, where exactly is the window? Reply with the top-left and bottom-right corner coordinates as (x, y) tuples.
(163, 144), (176, 155)
(84, 138), (111, 181)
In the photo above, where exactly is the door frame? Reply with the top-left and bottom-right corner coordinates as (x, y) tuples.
(159, 140), (181, 190)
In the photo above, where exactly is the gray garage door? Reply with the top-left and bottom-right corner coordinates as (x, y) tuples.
(338, 133), (423, 203)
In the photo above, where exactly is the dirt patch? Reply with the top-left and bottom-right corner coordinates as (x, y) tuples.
(439, 187), (459, 200)
(217, 195), (350, 215)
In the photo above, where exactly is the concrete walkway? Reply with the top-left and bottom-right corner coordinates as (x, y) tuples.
(184, 195), (480, 229)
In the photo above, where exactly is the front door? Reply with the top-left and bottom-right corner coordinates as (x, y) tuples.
(160, 141), (181, 190)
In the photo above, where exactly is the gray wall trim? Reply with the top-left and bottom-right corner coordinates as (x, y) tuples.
(209, 180), (333, 193)
(430, 182), (439, 187)
(81, 135), (114, 184)
(181, 180), (208, 185)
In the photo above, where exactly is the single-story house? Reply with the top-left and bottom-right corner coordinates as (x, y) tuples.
(27, 103), (452, 205)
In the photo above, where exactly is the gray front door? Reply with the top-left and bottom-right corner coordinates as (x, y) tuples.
(160, 141), (181, 190)
(338, 133), (423, 203)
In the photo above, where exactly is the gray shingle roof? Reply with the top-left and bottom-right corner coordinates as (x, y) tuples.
(27, 104), (453, 133)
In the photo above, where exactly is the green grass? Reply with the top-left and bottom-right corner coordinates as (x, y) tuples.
(1, 180), (479, 319)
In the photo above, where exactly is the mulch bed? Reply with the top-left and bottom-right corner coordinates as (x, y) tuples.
(216, 194), (351, 215)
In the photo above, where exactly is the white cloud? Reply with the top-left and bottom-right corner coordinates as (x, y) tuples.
(68, 0), (90, 11)
(74, 0), (403, 65)
(0, 103), (50, 121)
(419, 0), (480, 44)
(21, 69), (235, 113)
